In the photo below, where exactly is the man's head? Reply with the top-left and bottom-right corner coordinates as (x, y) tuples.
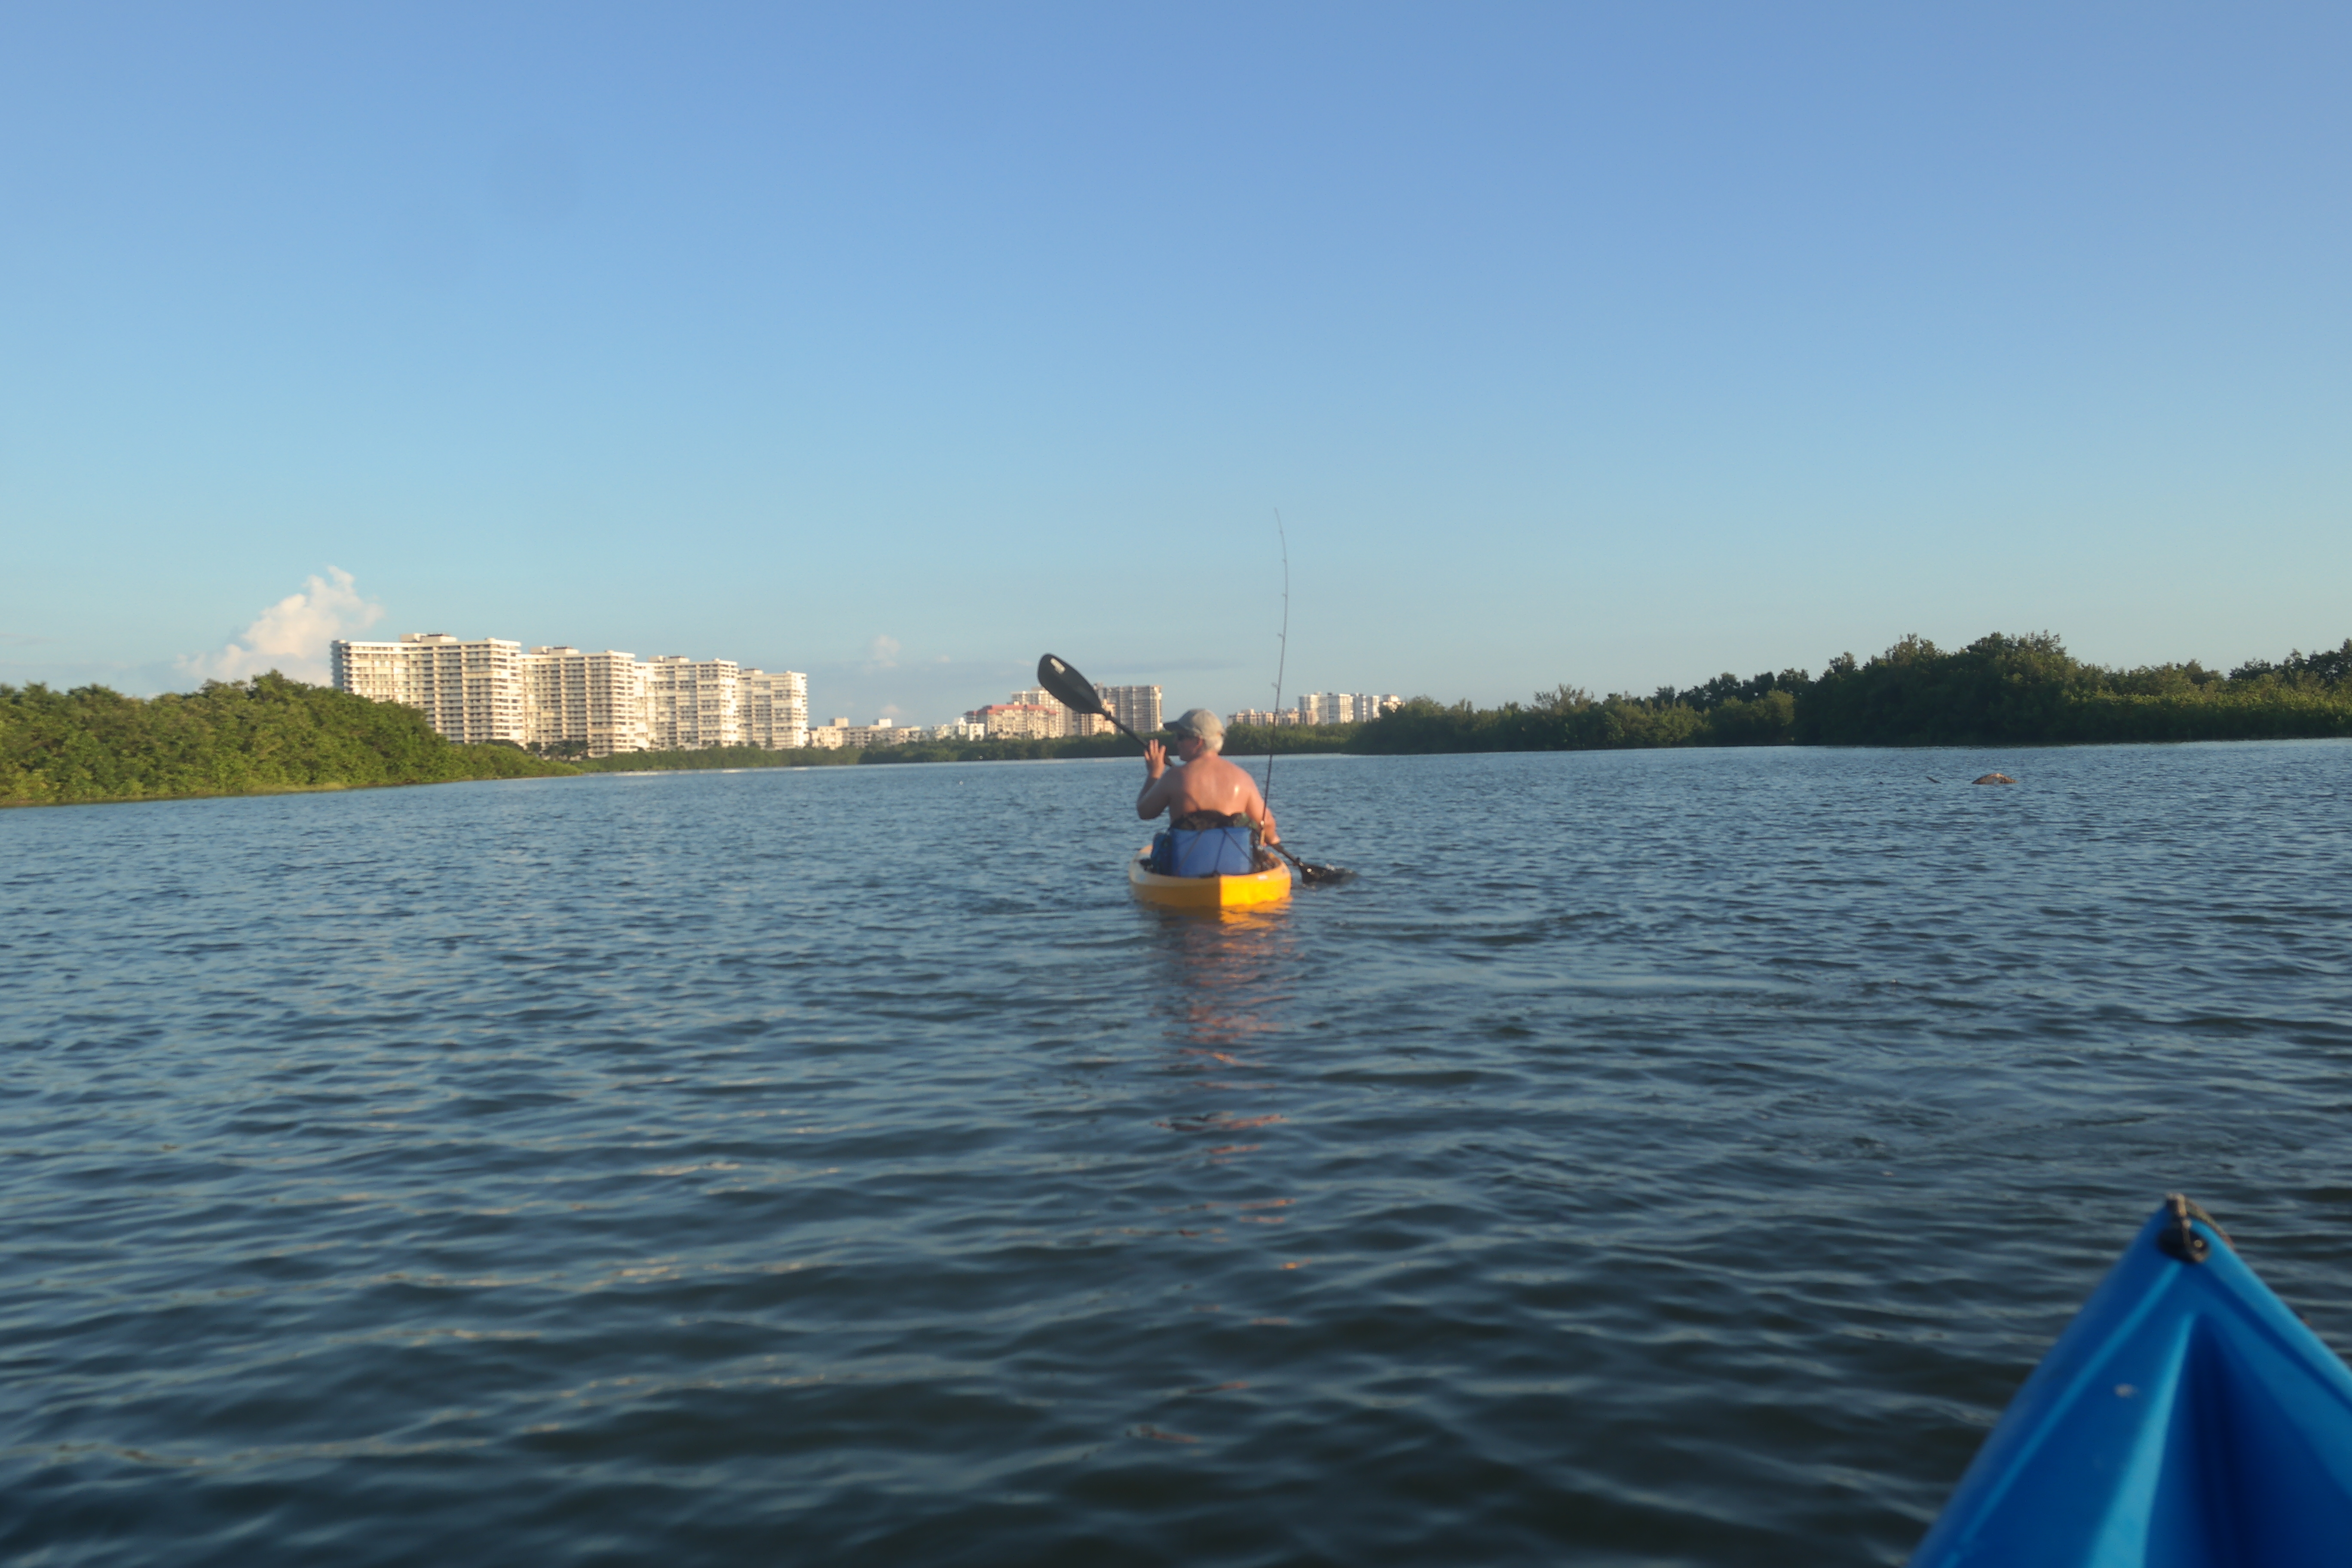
(1164, 708), (1225, 753)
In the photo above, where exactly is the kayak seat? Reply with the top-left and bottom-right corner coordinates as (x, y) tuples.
(1144, 812), (1261, 878)
(1170, 826), (1256, 877)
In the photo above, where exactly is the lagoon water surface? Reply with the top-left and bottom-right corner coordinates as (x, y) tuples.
(6, 744), (2350, 1565)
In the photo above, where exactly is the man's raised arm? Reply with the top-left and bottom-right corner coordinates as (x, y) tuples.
(1136, 739), (1173, 819)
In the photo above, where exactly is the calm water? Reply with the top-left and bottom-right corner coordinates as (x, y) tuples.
(6, 743), (2349, 1566)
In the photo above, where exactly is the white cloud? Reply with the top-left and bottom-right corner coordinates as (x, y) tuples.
(865, 634), (902, 670)
(178, 567), (385, 685)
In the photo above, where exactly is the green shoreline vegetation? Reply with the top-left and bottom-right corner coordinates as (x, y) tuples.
(1351, 632), (2352, 755)
(1, 673), (576, 808)
(7, 632), (2348, 807)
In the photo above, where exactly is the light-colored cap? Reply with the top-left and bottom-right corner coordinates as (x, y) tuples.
(1164, 708), (1225, 747)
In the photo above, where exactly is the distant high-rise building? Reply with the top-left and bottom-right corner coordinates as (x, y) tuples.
(331, 632), (525, 746)
(331, 639), (409, 706)
(1097, 684), (1162, 735)
(836, 719), (920, 747)
(643, 656), (742, 750)
(741, 669), (809, 750)
(1234, 692), (1398, 728)
(337, 634), (811, 756)
(521, 646), (651, 757)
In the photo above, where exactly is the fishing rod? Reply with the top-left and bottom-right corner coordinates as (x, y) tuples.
(1246, 506), (1349, 884)
(1265, 507), (1289, 815)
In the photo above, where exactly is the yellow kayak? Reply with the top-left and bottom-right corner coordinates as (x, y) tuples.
(1128, 849), (1293, 909)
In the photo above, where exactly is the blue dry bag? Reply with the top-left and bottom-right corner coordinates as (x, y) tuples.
(1168, 826), (1256, 877)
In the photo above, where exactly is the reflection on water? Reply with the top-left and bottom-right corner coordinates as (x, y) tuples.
(5, 745), (2351, 1567)
(1148, 903), (1300, 1042)
(1145, 905), (1301, 1164)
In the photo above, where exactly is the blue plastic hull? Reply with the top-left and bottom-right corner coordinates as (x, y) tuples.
(1913, 1200), (2352, 1568)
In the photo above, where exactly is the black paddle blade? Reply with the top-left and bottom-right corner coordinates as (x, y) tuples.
(1037, 653), (1110, 718)
(1268, 843), (1352, 885)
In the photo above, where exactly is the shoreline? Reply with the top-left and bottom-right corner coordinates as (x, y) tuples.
(18, 732), (2352, 810)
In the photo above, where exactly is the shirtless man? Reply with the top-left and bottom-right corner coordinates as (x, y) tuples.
(1136, 708), (1280, 845)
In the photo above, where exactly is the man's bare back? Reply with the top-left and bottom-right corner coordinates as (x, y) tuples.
(1135, 710), (1279, 842)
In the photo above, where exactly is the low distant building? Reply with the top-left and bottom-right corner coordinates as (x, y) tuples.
(1007, 682), (1087, 738)
(1225, 695), (1400, 730)
(806, 717), (917, 748)
(992, 685), (1126, 738)
(1281, 692), (1401, 725)
(971, 702), (1066, 741)
(1006, 686), (1096, 738)
(934, 719), (990, 741)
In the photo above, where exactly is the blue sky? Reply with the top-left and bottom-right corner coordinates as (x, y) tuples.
(3, 3), (2345, 723)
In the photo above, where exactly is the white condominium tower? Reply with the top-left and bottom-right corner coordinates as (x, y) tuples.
(741, 669), (809, 750)
(329, 633), (526, 745)
(331, 634), (808, 756)
(1291, 692), (1399, 725)
(644, 656), (744, 750)
(521, 648), (651, 757)
(1096, 684), (1162, 735)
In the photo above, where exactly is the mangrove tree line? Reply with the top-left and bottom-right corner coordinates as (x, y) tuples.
(1, 674), (577, 807)
(1343, 633), (2352, 753)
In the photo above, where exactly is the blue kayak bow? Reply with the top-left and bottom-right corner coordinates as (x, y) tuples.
(1914, 1194), (2352, 1568)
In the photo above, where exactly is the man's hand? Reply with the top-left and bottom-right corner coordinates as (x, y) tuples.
(1143, 739), (1167, 780)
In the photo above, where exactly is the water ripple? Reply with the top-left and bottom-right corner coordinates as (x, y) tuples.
(4, 742), (2349, 1565)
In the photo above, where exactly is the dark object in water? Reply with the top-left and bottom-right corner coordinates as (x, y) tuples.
(1973, 773), (2016, 785)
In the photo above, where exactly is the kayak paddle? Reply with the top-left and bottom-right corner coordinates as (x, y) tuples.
(1036, 654), (1149, 747)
